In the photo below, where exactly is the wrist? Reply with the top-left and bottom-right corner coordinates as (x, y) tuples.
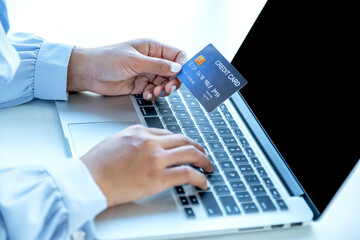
(67, 47), (89, 92)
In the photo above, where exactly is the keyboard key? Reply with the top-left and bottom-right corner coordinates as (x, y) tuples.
(189, 108), (204, 116)
(257, 167), (268, 177)
(208, 142), (224, 151)
(218, 161), (235, 171)
(233, 129), (244, 138)
(212, 120), (227, 127)
(242, 203), (259, 213)
(235, 191), (252, 202)
(168, 95), (182, 102)
(227, 146), (243, 155)
(188, 195), (199, 205)
(276, 199), (288, 210)
(223, 112), (233, 119)
(207, 174), (225, 185)
(198, 192), (223, 217)
(269, 188), (281, 199)
(244, 175), (260, 185)
(238, 138), (249, 147)
(229, 181), (247, 192)
(179, 119), (195, 128)
(133, 94), (143, 98)
(158, 107), (173, 116)
(238, 165), (254, 175)
(140, 107), (157, 116)
(194, 116), (209, 125)
(222, 136), (237, 145)
(175, 111), (190, 119)
(245, 147), (256, 157)
(184, 207), (195, 218)
(181, 92), (194, 99)
(144, 117), (164, 129)
(214, 185), (231, 196)
(263, 178), (274, 188)
(219, 196), (241, 215)
(162, 115), (177, 124)
(250, 157), (261, 167)
(184, 128), (200, 137)
(213, 151), (230, 161)
(250, 185), (267, 196)
(219, 104), (228, 112)
(217, 128), (232, 136)
(186, 99), (201, 108)
(179, 196), (189, 206)
(136, 98), (153, 106)
(232, 155), (248, 165)
(227, 120), (239, 129)
(210, 164), (220, 173)
(256, 196), (276, 212)
(167, 124), (182, 134)
(224, 171), (241, 182)
(203, 133), (219, 142)
(191, 136), (204, 145)
(155, 99), (169, 108)
(171, 102), (186, 111)
(208, 111), (222, 119)
(175, 186), (185, 194)
(198, 124), (214, 133)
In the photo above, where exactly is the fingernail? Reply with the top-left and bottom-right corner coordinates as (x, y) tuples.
(159, 90), (165, 97)
(146, 93), (152, 100)
(171, 85), (177, 93)
(170, 63), (181, 73)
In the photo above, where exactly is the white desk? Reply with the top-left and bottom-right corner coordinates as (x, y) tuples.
(2, 0), (360, 239)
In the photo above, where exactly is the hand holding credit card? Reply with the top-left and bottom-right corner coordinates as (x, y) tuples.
(177, 44), (247, 112)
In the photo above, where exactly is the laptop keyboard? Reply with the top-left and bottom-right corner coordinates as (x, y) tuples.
(134, 86), (288, 218)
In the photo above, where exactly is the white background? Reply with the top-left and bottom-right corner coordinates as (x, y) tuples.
(3, 0), (360, 239)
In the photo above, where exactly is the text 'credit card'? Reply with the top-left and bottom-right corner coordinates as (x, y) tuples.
(177, 44), (247, 112)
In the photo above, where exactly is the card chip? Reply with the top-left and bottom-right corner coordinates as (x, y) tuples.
(194, 55), (206, 66)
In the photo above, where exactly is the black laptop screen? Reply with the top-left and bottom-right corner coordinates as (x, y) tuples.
(232, 0), (359, 215)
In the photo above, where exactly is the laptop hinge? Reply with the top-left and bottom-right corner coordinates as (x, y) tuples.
(229, 92), (304, 197)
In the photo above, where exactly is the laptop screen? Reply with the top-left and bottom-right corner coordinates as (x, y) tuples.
(232, 0), (359, 215)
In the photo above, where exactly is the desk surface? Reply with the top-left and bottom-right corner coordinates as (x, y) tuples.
(2, 0), (360, 239)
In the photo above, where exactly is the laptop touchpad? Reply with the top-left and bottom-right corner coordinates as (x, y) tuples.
(68, 121), (136, 157)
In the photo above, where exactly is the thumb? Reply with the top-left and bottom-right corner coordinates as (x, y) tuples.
(137, 55), (182, 76)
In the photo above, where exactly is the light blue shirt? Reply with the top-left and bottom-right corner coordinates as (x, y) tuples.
(0, 0), (107, 239)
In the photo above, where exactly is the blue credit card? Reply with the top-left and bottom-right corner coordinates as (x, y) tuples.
(177, 44), (247, 112)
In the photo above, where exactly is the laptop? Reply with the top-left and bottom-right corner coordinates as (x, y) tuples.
(55, 0), (359, 239)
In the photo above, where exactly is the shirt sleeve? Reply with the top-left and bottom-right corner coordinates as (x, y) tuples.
(0, 32), (74, 108)
(0, 158), (107, 240)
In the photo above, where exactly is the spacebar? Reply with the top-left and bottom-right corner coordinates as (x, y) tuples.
(198, 192), (223, 217)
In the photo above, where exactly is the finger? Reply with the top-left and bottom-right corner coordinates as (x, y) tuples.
(144, 127), (173, 136)
(131, 75), (151, 95)
(142, 83), (156, 100)
(164, 165), (208, 190)
(164, 77), (181, 94)
(150, 41), (188, 65)
(163, 145), (213, 173)
(157, 134), (205, 153)
(152, 75), (169, 86)
(153, 85), (166, 98)
(138, 55), (182, 77)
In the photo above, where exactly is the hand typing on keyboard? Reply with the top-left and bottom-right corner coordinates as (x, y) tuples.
(81, 125), (213, 207)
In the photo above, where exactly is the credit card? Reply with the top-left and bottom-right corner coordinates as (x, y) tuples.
(177, 44), (247, 112)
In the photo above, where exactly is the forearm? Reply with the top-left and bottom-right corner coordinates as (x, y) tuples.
(67, 46), (90, 92)
(0, 33), (73, 108)
(0, 158), (107, 240)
